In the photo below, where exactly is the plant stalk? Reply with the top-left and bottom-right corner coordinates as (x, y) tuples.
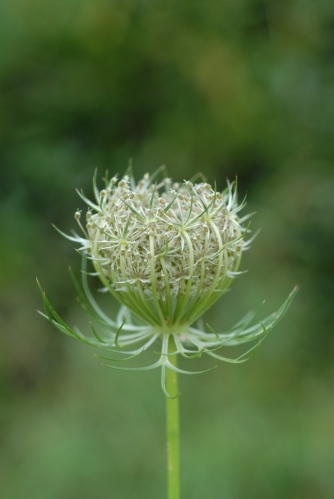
(166, 334), (180, 499)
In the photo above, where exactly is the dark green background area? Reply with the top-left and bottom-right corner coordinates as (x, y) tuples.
(1, 1), (334, 498)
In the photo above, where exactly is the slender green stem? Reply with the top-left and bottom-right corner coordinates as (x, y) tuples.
(166, 335), (180, 499)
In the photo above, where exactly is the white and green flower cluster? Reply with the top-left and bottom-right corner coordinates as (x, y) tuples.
(75, 170), (249, 328)
(38, 167), (296, 393)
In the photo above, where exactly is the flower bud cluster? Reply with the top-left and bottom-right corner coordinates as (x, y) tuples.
(39, 168), (296, 386)
(76, 171), (249, 326)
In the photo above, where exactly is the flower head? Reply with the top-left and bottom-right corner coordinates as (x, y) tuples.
(38, 167), (296, 393)
(75, 169), (248, 328)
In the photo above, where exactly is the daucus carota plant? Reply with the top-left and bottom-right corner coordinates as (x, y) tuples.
(38, 166), (296, 499)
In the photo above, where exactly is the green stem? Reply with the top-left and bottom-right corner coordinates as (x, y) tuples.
(166, 335), (180, 499)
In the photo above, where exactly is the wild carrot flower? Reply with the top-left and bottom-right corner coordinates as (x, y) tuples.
(38, 167), (296, 394)
(38, 166), (296, 499)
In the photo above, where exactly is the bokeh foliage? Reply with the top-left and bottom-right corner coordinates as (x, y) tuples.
(1, 1), (334, 498)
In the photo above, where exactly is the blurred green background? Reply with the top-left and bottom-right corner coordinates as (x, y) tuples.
(1, 0), (334, 498)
